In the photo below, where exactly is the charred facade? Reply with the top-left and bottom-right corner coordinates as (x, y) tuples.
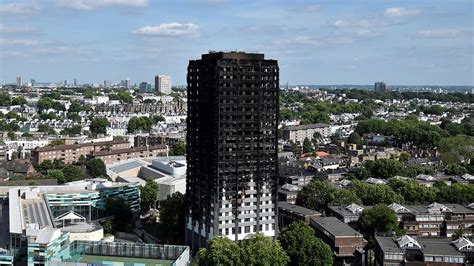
(186, 52), (279, 250)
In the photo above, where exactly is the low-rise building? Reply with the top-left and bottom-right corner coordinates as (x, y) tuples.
(31, 140), (130, 164)
(90, 145), (167, 164)
(277, 184), (301, 204)
(375, 235), (466, 265)
(310, 216), (367, 265)
(277, 202), (321, 229)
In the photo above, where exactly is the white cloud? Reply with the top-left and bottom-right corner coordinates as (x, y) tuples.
(415, 29), (465, 38)
(54, 0), (148, 10)
(0, 24), (35, 33)
(132, 23), (200, 38)
(330, 20), (349, 28)
(0, 38), (40, 46)
(0, 2), (39, 15)
(304, 4), (321, 12)
(385, 7), (420, 17)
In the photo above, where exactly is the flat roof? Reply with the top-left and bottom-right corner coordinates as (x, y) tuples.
(278, 201), (320, 217)
(311, 217), (363, 237)
(418, 239), (464, 257)
(375, 236), (404, 253)
(284, 123), (329, 131)
(8, 188), (22, 234)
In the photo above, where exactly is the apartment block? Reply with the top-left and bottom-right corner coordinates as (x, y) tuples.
(31, 140), (130, 164)
(90, 145), (167, 165)
(282, 123), (331, 143)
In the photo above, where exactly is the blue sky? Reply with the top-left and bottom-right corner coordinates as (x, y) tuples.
(0, 0), (473, 86)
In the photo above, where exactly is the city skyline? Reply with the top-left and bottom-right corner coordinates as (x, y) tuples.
(0, 0), (473, 86)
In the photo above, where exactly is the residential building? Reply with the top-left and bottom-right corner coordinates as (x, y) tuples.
(31, 140), (130, 164)
(186, 52), (279, 250)
(139, 82), (152, 93)
(155, 75), (172, 95)
(282, 123), (331, 143)
(0, 160), (36, 179)
(89, 145), (167, 164)
(277, 183), (301, 204)
(328, 203), (369, 224)
(329, 202), (474, 238)
(375, 82), (388, 92)
(277, 201), (321, 229)
(389, 202), (474, 238)
(375, 235), (466, 265)
(310, 217), (367, 265)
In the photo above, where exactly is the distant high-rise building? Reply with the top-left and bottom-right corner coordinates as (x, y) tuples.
(186, 52), (279, 250)
(139, 82), (152, 93)
(30, 79), (36, 87)
(64, 80), (68, 86)
(104, 80), (112, 87)
(154, 75), (172, 95)
(375, 82), (388, 92)
(16, 76), (22, 87)
(125, 78), (131, 89)
(74, 78), (77, 87)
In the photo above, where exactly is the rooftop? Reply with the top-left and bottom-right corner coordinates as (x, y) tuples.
(311, 216), (363, 237)
(278, 201), (320, 217)
(284, 123), (329, 131)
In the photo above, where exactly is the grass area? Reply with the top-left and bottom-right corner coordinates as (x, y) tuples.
(79, 255), (173, 266)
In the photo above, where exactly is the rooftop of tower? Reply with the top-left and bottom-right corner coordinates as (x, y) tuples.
(202, 51), (265, 60)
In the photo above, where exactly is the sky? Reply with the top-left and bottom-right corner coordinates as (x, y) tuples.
(0, 0), (473, 86)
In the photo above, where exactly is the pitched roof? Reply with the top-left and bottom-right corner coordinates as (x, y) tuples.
(426, 202), (452, 213)
(389, 203), (411, 214)
(346, 203), (364, 214)
(452, 237), (473, 251)
(397, 235), (421, 249)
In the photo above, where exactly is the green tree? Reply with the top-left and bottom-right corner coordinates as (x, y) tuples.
(365, 159), (404, 179)
(86, 158), (107, 177)
(347, 132), (363, 145)
(7, 131), (16, 140)
(67, 112), (82, 122)
(48, 170), (65, 183)
(77, 155), (87, 165)
(439, 135), (474, 165)
(302, 137), (313, 154)
(106, 196), (134, 232)
(359, 204), (402, 248)
(11, 96), (27, 105)
(90, 118), (110, 135)
(62, 165), (82, 182)
(332, 189), (362, 205)
(50, 139), (65, 146)
(127, 116), (153, 133)
(159, 192), (185, 244)
(278, 222), (333, 266)
(117, 91), (133, 103)
(346, 167), (370, 180)
(140, 179), (159, 214)
(198, 237), (243, 266)
(151, 115), (166, 123)
(444, 164), (467, 175)
(0, 92), (11, 106)
(240, 233), (289, 266)
(169, 142), (186, 156)
(102, 220), (113, 234)
(387, 178), (436, 204)
(398, 152), (410, 162)
(296, 180), (335, 211)
(350, 180), (403, 205)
